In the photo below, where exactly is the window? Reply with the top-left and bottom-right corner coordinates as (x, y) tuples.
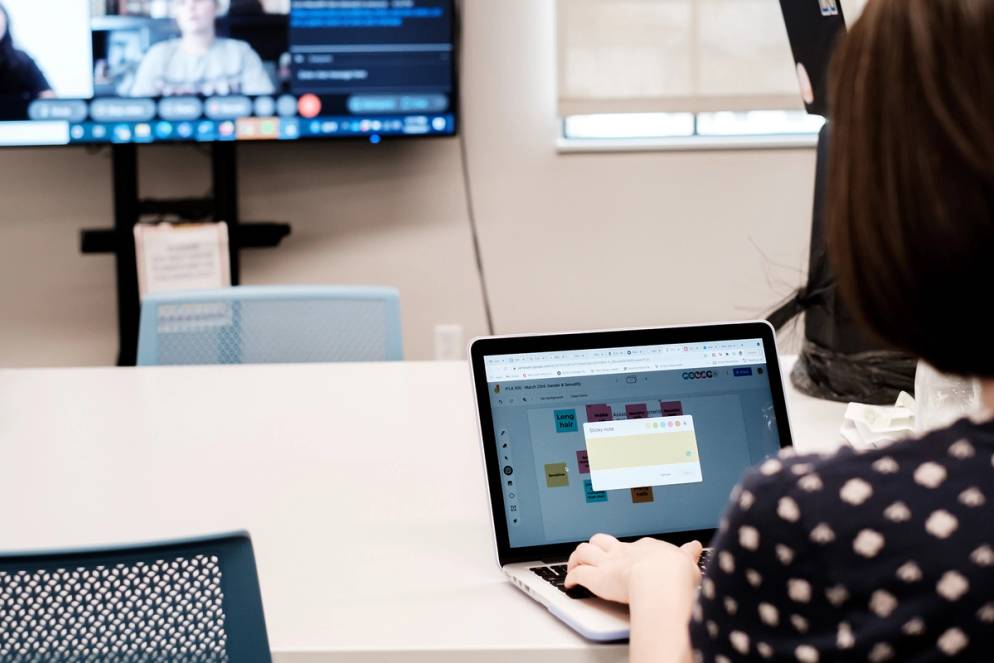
(557, 0), (864, 144)
(563, 110), (825, 140)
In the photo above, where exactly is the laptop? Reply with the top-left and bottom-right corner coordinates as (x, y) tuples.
(469, 322), (794, 641)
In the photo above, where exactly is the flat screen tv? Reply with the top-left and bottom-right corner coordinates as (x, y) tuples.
(0, 0), (456, 146)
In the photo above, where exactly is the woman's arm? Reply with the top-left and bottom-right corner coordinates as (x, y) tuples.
(564, 534), (701, 663)
(628, 552), (699, 663)
(565, 454), (824, 662)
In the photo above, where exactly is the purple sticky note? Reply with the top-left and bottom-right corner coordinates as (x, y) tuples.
(625, 403), (649, 419)
(661, 401), (684, 417)
(586, 404), (613, 422)
(576, 450), (590, 474)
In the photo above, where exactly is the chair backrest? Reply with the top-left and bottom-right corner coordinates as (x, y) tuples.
(137, 285), (403, 366)
(0, 532), (271, 663)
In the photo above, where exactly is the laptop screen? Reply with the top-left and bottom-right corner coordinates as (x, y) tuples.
(482, 337), (785, 549)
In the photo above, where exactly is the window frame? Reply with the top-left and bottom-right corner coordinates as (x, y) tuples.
(558, 110), (823, 153)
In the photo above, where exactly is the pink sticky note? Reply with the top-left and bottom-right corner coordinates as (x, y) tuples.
(576, 450), (590, 474)
(625, 403), (649, 419)
(586, 404), (613, 422)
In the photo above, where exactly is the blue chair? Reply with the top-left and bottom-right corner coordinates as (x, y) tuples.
(0, 531), (271, 663)
(137, 285), (403, 366)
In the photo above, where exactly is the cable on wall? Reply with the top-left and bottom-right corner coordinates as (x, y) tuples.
(454, 0), (496, 337)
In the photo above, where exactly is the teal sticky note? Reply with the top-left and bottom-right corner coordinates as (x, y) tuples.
(584, 479), (608, 503)
(555, 409), (578, 433)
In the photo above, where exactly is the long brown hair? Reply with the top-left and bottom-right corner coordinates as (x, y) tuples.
(827, 0), (994, 377)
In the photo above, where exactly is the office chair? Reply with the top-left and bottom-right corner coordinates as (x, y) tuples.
(0, 532), (271, 663)
(137, 285), (403, 366)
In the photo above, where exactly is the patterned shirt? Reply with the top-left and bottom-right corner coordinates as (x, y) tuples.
(690, 417), (994, 661)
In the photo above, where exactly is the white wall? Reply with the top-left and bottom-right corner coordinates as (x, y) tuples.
(4, 0), (94, 97)
(0, 0), (815, 368)
(462, 0), (815, 336)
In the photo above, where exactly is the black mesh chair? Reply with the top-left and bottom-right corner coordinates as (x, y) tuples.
(0, 532), (271, 663)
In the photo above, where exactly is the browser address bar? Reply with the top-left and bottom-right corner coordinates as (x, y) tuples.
(487, 351), (765, 382)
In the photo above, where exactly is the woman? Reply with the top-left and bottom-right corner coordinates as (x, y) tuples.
(129, 0), (275, 97)
(565, 1), (994, 660)
(0, 3), (54, 100)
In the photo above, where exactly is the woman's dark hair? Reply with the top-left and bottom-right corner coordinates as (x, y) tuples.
(827, 0), (994, 377)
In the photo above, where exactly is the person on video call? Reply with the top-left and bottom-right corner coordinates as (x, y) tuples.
(129, 0), (275, 97)
(0, 3), (54, 99)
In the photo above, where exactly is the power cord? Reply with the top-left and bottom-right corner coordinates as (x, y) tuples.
(455, 0), (496, 336)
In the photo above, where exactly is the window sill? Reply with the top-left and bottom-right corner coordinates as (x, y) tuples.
(556, 133), (819, 154)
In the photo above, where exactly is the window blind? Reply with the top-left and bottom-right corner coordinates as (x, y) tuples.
(557, 0), (867, 116)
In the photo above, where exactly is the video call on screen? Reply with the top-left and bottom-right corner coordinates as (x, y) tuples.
(0, 0), (455, 145)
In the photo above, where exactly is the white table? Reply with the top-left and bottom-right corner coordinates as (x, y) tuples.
(0, 357), (846, 662)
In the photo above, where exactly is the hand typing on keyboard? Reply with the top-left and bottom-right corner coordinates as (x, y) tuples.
(529, 564), (595, 599)
(562, 533), (703, 605)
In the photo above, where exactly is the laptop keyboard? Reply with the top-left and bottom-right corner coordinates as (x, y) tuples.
(529, 550), (711, 600)
(530, 564), (594, 599)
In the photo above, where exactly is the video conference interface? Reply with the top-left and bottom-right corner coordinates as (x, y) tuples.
(484, 339), (784, 549)
(0, 0), (454, 146)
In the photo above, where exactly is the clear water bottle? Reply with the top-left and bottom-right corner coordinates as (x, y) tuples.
(914, 360), (982, 434)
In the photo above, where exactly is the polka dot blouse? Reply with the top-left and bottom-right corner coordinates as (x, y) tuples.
(689, 417), (994, 661)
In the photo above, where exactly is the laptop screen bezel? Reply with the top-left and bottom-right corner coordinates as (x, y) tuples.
(470, 321), (793, 566)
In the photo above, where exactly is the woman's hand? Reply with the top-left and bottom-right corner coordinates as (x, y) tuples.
(564, 533), (702, 605)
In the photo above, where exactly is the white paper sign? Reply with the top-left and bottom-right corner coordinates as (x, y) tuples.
(135, 222), (231, 299)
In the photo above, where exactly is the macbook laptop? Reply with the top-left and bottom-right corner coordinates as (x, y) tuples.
(469, 322), (794, 641)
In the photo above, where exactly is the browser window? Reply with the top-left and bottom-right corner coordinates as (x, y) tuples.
(484, 339), (783, 549)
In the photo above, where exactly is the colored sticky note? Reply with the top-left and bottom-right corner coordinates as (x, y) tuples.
(586, 404), (613, 422)
(545, 463), (569, 488)
(661, 401), (684, 417)
(576, 450), (590, 474)
(584, 479), (608, 503)
(631, 486), (655, 503)
(555, 409), (578, 433)
(584, 415), (703, 491)
(625, 403), (649, 419)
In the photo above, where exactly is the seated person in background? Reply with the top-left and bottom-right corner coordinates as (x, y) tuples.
(0, 2), (54, 99)
(129, 0), (275, 97)
(564, 0), (994, 660)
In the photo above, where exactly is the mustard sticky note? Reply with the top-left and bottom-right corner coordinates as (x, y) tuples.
(545, 463), (569, 488)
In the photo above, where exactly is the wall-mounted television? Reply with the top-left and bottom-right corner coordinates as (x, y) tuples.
(0, 0), (456, 146)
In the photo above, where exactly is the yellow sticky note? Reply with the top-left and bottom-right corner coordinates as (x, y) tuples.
(545, 463), (569, 488)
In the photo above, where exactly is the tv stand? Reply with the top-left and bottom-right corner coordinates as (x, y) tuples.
(80, 142), (291, 366)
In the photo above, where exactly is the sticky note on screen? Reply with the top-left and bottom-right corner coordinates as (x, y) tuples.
(585, 404), (613, 422)
(545, 463), (570, 488)
(555, 409), (578, 433)
(583, 416), (703, 492)
(584, 479), (608, 503)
